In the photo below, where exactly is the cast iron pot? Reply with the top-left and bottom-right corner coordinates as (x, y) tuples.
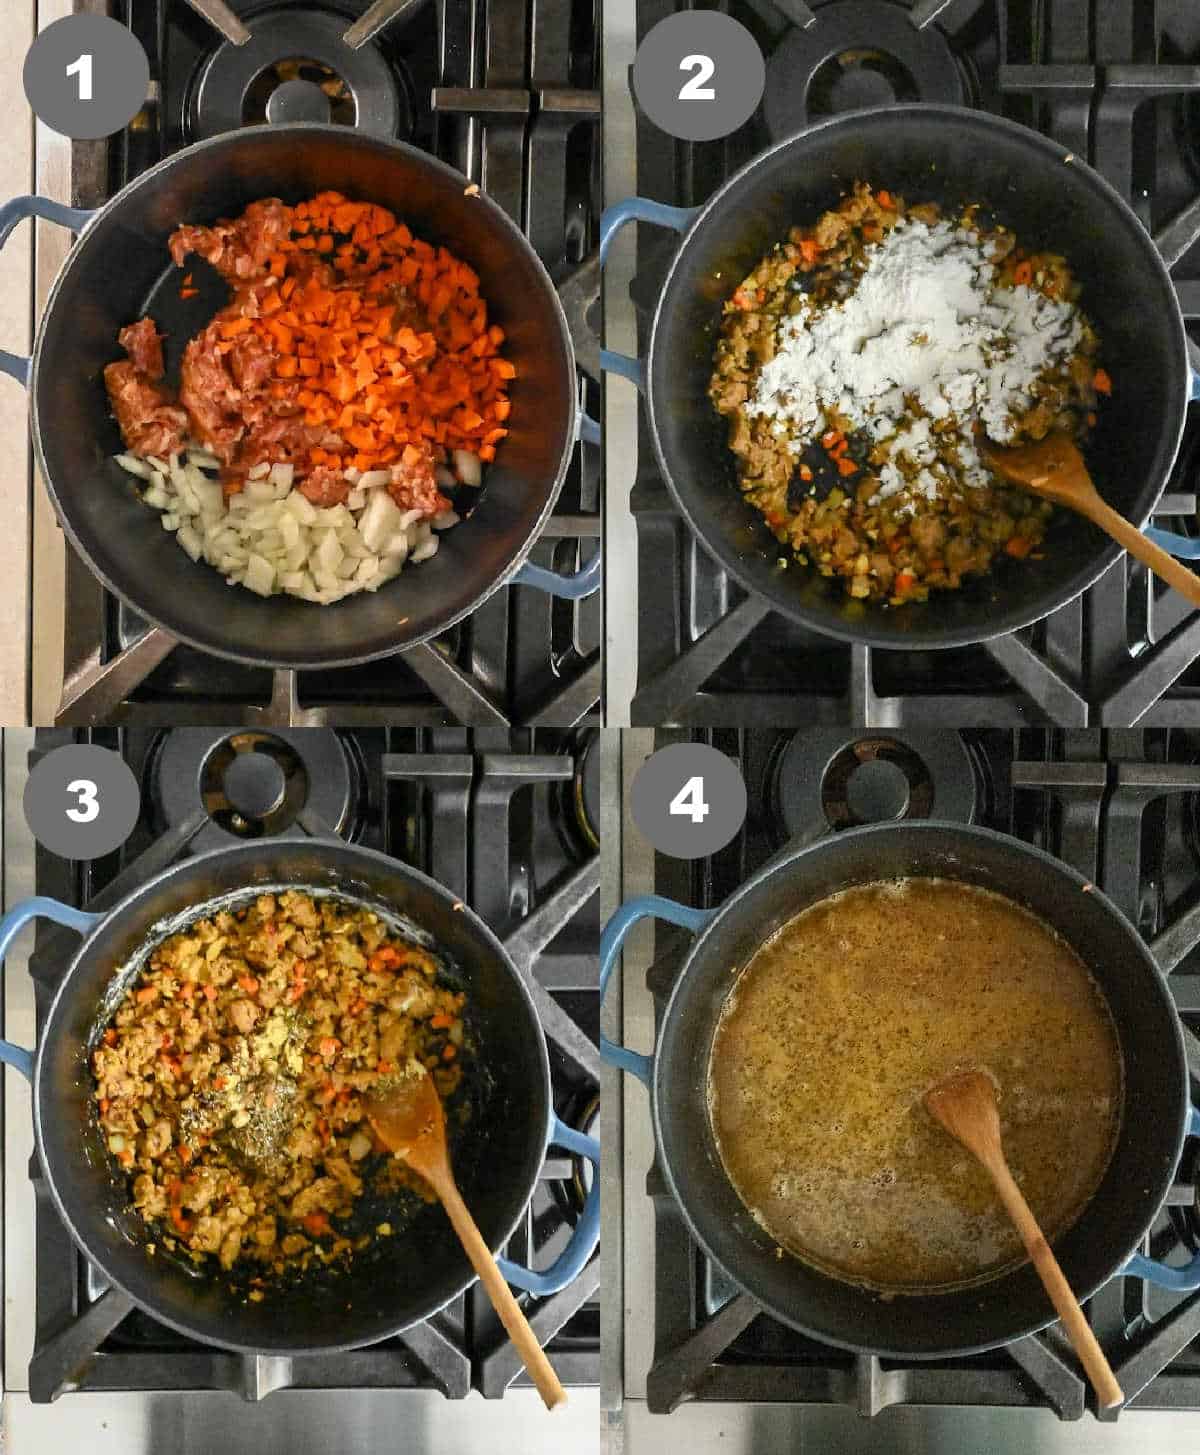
(0, 839), (598, 1354)
(0, 124), (597, 670)
(600, 821), (1200, 1358)
(600, 105), (1200, 650)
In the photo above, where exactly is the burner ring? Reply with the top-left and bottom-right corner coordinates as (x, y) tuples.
(771, 730), (979, 841)
(762, 0), (966, 141)
(190, 10), (407, 141)
(154, 728), (356, 852)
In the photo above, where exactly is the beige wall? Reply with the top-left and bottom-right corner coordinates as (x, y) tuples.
(0, 5), (35, 724)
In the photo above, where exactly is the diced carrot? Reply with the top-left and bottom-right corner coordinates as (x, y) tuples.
(1005, 535), (1033, 558)
(375, 1059), (393, 1074)
(442, 1044), (456, 1061)
(319, 1036), (340, 1060)
(303, 1211), (331, 1236)
(821, 430), (841, 450)
(799, 464), (813, 482)
(103, 1027), (117, 1046)
(895, 571), (916, 592)
(1013, 260), (1033, 286)
(98, 1097), (110, 1116)
(798, 237), (820, 266)
(1093, 367), (1112, 395)
(836, 456), (858, 476)
(179, 287), (199, 300)
(237, 975), (259, 995)
(430, 1013), (453, 1030)
(178, 1144), (192, 1166)
(135, 986), (157, 1004)
(203, 984), (218, 1002)
(876, 189), (894, 209)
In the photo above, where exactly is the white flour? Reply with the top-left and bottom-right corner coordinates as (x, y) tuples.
(746, 218), (1083, 505)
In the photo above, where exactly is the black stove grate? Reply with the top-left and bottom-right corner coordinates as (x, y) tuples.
(22, 725), (599, 1401)
(55, 0), (599, 728)
(634, 727), (1200, 1417)
(624, 0), (1200, 727)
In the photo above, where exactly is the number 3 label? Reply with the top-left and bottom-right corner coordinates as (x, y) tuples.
(678, 53), (716, 101)
(670, 775), (710, 824)
(66, 778), (100, 824)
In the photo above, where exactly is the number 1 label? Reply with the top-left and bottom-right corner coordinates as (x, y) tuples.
(66, 52), (93, 102)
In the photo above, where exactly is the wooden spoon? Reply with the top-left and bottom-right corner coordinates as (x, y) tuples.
(366, 1066), (567, 1411)
(924, 1069), (1123, 1410)
(983, 434), (1200, 609)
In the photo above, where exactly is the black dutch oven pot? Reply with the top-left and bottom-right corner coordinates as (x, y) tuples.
(600, 821), (1200, 1358)
(600, 105), (1200, 650)
(0, 123), (598, 670)
(0, 839), (598, 1354)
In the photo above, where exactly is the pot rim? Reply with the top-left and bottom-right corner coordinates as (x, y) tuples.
(29, 122), (580, 670)
(647, 819), (1190, 1358)
(31, 836), (554, 1355)
(643, 102), (1190, 651)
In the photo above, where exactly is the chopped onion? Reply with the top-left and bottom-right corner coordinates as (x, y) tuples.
(453, 449), (482, 486)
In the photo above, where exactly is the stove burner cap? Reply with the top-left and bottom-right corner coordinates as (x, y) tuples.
(265, 77), (334, 125)
(223, 749), (287, 819)
(154, 729), (356, 852)
(190, 9), (408, 141)
(844, 756), (910, 822)
(763, 0), (966, 141)
(771, 730), (979, 840)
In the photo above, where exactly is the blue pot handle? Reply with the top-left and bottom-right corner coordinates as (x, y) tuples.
(598, 895), (715, 1085)
(496, 1115), (599, 1295)
(1119, 1105), (1200, 1290)
(513, 547), (600, 600)
(0, 896), (103, 1080)
(598, 198), (700, 394)
(0, 197), (98, 386)
(1142, 369), (1200, 557)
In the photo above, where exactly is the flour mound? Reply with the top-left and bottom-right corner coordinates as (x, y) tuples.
(746, 219), (1083, 504)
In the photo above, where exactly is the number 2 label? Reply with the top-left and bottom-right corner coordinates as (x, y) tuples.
(678, 53), (716, 101)
(66, 778), (100, 824)
(670, 775), (710, 824)
(66, 52), (93, 102)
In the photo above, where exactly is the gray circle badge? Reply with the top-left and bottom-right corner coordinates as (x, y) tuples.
(24, 15), (150, 141)
(632, 11), (766, 143)
(24, 744), (141, 860)
(631, 743), (748, 859)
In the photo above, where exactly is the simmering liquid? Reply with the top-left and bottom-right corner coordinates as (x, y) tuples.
(707, 878), (1123, 1292)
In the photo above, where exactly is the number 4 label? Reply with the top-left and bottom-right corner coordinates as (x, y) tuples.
(670, 775), (710, 824)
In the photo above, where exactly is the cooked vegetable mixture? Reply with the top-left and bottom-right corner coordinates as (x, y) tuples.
(709, 182), (1108, 604)
(91, 892), (468, 1284)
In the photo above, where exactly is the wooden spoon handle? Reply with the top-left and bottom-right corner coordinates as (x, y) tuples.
(986, 1156), (1123, 1409)
(435, 1175), (568, 1411)
(1081, 494), (1200, 609)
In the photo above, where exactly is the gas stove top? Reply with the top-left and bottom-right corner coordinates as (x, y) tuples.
(618, 727), (1200, 1419)
(16, 725), (599, 1401)
(50, 0), (599, 727)
(616, 0), (1200, 727)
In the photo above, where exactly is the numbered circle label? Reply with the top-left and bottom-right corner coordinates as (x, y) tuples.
(631, 743), (747, 859)
(23, 14), (150, 141)
(632, 11), (765, 143)
(24, 744), (140, 860)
